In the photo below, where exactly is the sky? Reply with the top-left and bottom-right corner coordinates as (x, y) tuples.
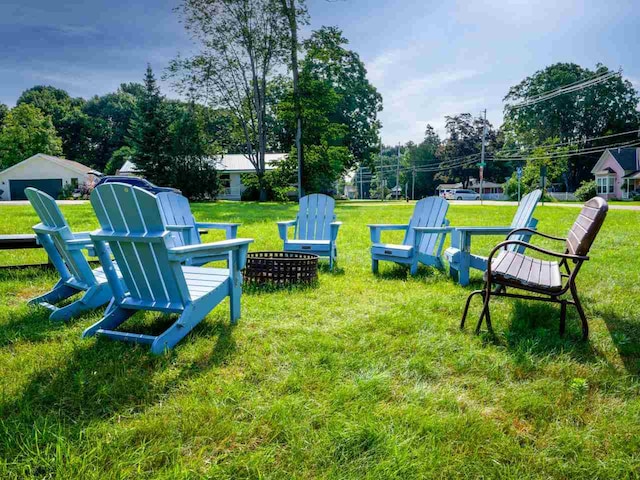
(1, 0), (639, 145)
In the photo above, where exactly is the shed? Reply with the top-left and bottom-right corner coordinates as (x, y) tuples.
(0, 154), (99, 201)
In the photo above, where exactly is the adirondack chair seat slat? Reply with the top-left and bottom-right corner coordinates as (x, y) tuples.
(371, 243), (413, 259)
(284, 239), (332, 252)
(484, 251), (562, 291)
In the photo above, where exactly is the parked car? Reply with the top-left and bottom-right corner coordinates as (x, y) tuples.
(438, 189), (453, 199)
(445, 189), (480, 201)
(94, 176), (181, 195)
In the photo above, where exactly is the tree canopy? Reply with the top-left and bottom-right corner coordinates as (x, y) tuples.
(0, 104), (63, 169)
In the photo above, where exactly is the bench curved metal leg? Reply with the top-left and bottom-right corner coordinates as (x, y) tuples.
(461, 289), (484, 330)
(570, 282), (589, 341)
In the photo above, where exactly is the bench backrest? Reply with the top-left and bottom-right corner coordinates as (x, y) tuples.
(566, 196), (608, 256)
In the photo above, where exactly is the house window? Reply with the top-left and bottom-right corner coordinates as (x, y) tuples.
(597, 177), (607, 194)
(609, 178), (614, 193)
(219, 174), (231, 189)
(70, 178), (79, 188)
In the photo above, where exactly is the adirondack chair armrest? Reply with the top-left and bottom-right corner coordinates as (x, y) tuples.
(65, 237), (95, 251)
(506, 228), (565, 242)
(367, 224), (409, 244)
(487, 240), (589, 267)
(195, 222), (240, 239)
(167, 238), (254, 263)
(165, 224), (193, 232)
(454, 226), (516, 236)
(412, 226), (453, 234)
(330, 222), (342, 241)
(277, 220), (297, 241)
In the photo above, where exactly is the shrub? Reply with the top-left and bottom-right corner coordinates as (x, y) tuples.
(575, 180), (597, 202)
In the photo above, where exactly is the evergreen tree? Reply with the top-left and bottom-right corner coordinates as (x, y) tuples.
(128, 65), (173, 186)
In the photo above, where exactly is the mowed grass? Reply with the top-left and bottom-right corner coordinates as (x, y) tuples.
(0, 200), (639, 479)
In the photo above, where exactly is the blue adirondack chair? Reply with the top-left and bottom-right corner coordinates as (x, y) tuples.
(156, 192), (240, 266)
(83, 183), (253, 354)
(445, 189), (542, 286)
(368, 196), (451, 275)
(278, 194), (341, 270)
(25, 187), (114, 321)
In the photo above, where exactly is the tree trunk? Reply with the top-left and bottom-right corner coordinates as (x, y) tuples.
(281, 0), (304, 198)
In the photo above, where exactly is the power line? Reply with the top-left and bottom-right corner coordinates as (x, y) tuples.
(496, 128), (640, 157)
(492, 138), (640, 162)
(506, 70), (622, 110)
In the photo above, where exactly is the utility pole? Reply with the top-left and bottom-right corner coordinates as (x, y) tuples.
(479, 109), (487, 206)
(412, 166), (416, 200)
(396, 143), (401, 200)
(359, 165), (363, 200)
(379, 144), (384, 202)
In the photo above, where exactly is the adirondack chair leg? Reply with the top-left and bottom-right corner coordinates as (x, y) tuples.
(570, 282), (589, 341)
(230, 280), (241, 324)
(82, 306), (135, 338)
(461, 289), (483, 329)
(559, 300), (567, 336)
(150, 304), (200, 355)
(372, 259), (379, 274)
(49, 284), (112, 322)
(29, 280), (77, 307)
(409, 261), (418, 276)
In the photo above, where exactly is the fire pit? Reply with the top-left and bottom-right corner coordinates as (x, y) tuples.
(243, 251), (318, 286)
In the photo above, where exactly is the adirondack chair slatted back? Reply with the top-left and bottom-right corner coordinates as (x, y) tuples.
(404, 197), (449, 254)
(25, 187), (96, 285)
(566, 197), (608, 256)
(295, 194), (335, 240)
(510, 189), (541, 230)
(508, 189), (541, 249)
(91, 184), (187, 307)
(156, 192), (201, 247)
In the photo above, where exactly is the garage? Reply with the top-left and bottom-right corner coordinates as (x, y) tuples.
(9, 179), (63, 201)
(0, 153), (100, 201)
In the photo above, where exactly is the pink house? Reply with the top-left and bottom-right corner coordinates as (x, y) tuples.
(591, 147), (640, 200)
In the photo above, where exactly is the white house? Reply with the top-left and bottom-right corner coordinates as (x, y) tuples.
(0, 154), (99, 201)
(436, 178), (506, 200)
(118, 153), (285, 200)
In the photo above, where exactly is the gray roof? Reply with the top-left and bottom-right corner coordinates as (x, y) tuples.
(609, 147), (638, 171)
(119, 153), (285, 175)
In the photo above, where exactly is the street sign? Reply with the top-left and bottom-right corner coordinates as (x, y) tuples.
(540, 165), (547, 177)
(477, 162), (486, 167)
(516, 167), (523, 179)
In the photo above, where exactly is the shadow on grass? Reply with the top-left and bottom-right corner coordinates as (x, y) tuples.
(493, 300), (599, 364)
(373, 264), (440, 281)
(243, 279), (319, 296)
(597, 305), (640, 377)
(0, 306), (71, 348)
(0, 317), (237, 461)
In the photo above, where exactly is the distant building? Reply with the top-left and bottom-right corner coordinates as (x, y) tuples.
(591, 147), (640, 200)
(118, 153), (286, 200)
(0, 154), (100, 201)
(436, 178), (506, 200)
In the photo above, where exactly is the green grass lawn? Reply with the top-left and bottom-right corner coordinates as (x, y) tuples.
(0, 201), (639, 479)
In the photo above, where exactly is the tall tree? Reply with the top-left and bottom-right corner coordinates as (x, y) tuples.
(0, 103), (8, 127)
(503, 63), (640, 187)
(302, 27), (383, 165)
(279, 0), (308, 198)
(169, 0), (288, 201)
(0, 104), (63, 169)
(128, 65), (173, 186)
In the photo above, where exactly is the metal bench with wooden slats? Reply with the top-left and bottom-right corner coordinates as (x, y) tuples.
(461, 196), (609, 340)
